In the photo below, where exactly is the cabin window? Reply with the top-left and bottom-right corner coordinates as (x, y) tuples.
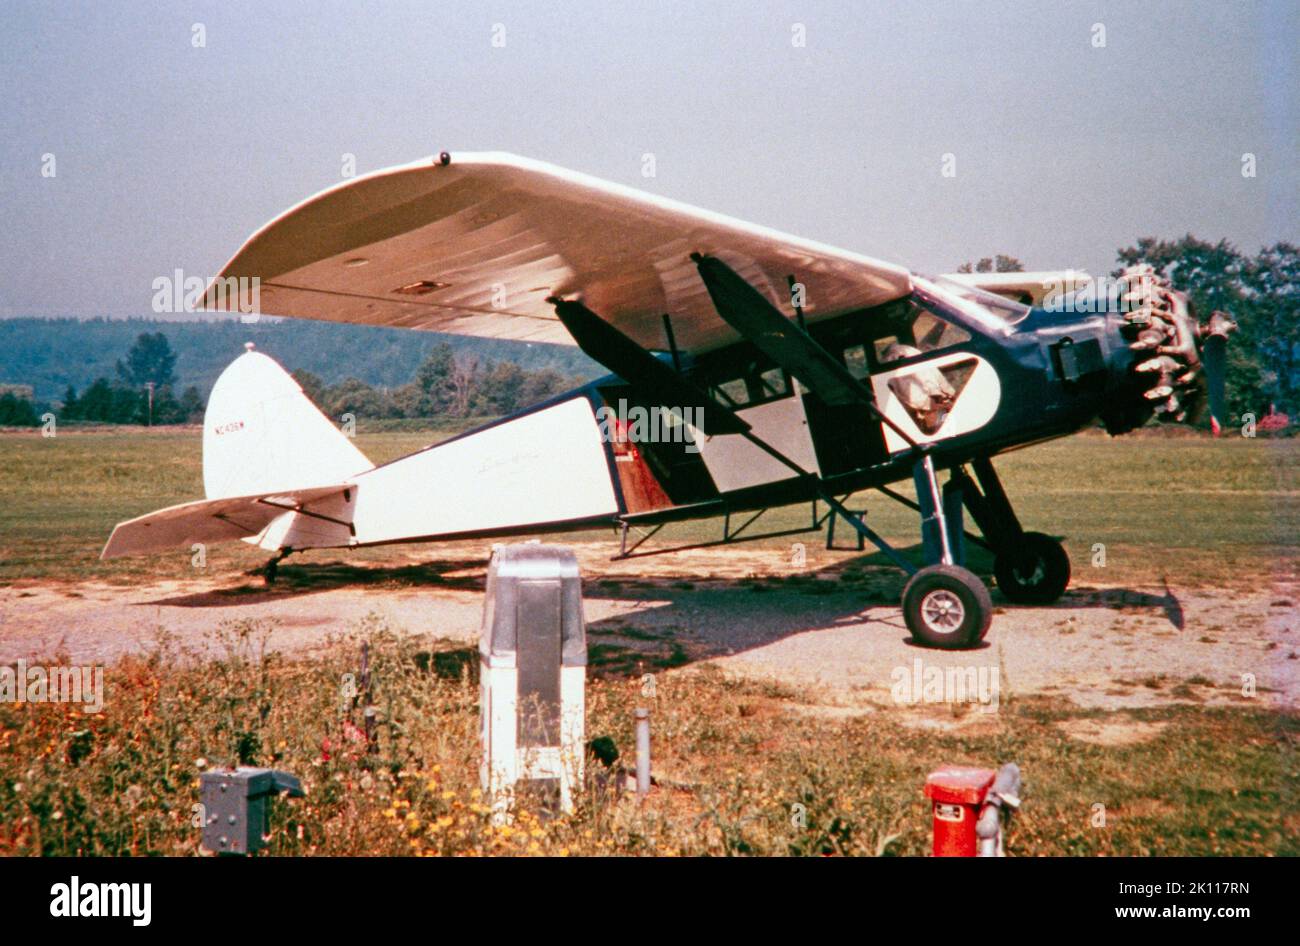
(911, 310), (970, 353)
(708, 362), (791, 410)
(868, 300), (971, 369)
(712, 377), (751, 408)
(843, 344), (870, 380)
(756, 367), (788, 400)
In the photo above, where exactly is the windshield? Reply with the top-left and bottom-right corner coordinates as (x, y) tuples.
(922, 274), (1032, 328)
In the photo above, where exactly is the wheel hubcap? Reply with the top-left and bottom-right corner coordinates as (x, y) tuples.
(1012, 556), (1045, 586)
(920, 589), (965, 634)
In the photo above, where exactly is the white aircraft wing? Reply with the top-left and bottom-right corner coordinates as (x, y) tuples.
(101, 484), (353, 559)
(200, 152), (912, 354)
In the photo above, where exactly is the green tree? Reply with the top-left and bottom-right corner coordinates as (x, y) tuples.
(60, 384), (80, 420)
(1242, 242), (1299, 415)
(389, 382), (424, 419)
(110, 383), (143, 423)
(473, 361), (526, 415)
(325, 378), (384, 419)
(415, 343), (457, 415)
(0, 391), (38, 426)
(77, 378), (115, 422)
(1115, 235), (1244, 316)
(116, 332), (177, 388)
(957, 255), (1024, 273)
(291, 369), (327, 408)
(177, 385), (205, 422)
(519, 368), (571, 406)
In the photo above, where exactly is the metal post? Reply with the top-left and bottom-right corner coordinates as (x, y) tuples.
(661, 313), (681, 372)
(976, 763), (1022, 857)
(971, 457), (1024, 542)
(912, 453), (953, 566)
(635, 708), (650, 799)
(360, 641), (377, 753)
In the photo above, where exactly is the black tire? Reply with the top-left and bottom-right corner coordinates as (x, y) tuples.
(994, 532), (1070, 604)
(902, 564), (993, 649)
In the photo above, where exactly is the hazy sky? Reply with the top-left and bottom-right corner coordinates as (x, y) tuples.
(1, 0), (1295, 318)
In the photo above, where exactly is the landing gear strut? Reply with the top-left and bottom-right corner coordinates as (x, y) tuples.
(898, 453), (991, 648)
(955, 458), (1070, 605)
(262, 548), (291, 586)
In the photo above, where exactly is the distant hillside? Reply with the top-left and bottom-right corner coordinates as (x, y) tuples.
(0, 317), (600, 400)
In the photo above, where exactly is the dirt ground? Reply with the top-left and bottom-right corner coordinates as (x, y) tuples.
(3, 540), (1296, 716)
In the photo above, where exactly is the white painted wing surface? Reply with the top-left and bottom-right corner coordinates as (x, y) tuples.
(200, 152), (912, 354)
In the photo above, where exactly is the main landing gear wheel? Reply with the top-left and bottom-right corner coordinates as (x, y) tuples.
(902, 565), (993, 649)
(993, 532), (1070, 604)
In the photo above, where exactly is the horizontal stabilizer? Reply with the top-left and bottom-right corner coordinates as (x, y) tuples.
(101, 484), (353, 559)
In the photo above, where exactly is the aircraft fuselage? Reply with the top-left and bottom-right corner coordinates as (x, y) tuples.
(362, 278), (1152, 546)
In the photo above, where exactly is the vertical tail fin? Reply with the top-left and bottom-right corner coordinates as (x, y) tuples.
(203, 344), (372, 499)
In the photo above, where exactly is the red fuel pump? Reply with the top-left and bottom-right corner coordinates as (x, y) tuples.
(924, 763), (1021, 856)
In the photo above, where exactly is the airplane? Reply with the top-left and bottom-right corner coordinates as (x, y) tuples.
(102, 152), (1236, 649)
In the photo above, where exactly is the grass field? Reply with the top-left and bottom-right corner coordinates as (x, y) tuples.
(0, 425), (1296, 856)
(2, 622), (1295, 856)
(1, 425), (1296, 588)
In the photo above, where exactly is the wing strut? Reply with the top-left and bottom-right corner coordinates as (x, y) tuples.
(548, 293), (918, 574)
(549, 297), (748, 437)
(692, 253), (919, 451)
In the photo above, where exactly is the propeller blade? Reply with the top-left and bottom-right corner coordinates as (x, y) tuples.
(1200, 310), (1236, 437)
(1202, 333), (1228, 436)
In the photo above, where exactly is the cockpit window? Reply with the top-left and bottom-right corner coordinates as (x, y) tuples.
(926, 275), (1032, 327)
(868, 298), (971, 366)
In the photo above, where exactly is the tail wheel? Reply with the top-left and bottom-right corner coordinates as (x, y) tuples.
(994, 531), (1070, 604)
(902, 564), (993, 649)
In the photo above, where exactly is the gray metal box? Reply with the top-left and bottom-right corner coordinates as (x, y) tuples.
(480, 544), (588, 814)
(200, 767), (304, 855)
(480, 543), (586, 746)
(480, 543), (587, 667)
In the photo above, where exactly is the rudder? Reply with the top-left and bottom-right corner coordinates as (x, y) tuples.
(203, 345), (372, 499)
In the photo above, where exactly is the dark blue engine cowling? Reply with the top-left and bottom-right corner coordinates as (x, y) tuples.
(1011, 306), (1160, 436)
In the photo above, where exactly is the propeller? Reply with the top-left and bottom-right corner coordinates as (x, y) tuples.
(1116, 266), (1236, 430)
(1199, 311), (1237, 436)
